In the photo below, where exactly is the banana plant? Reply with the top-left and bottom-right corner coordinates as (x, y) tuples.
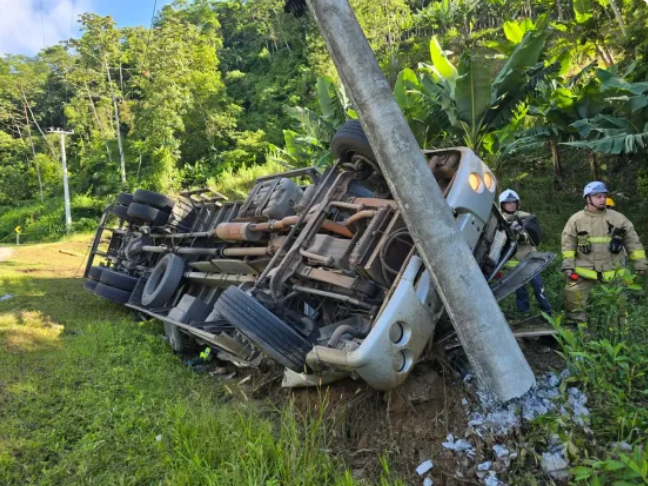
(267, 76), (354, 168)
(564, 68), (648, 156)
(400, 29), (552, 155)
(393, 67), (452, 148)
(505, 71), (605, 181)
(482, 14), (549, 56)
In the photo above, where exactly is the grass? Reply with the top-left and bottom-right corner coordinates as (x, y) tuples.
(0, 195), (107, 244)
(507, 281), (648, 485)
(207, 160), (292, 200)
(0, 235), (401, 486)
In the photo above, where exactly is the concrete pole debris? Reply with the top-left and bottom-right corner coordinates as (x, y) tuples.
(305, 0), (535, 401)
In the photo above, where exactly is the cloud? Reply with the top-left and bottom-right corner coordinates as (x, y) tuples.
(0, 0), (95, 56)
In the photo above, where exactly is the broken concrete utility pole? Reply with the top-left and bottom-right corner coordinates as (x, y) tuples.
(304, 0), (535, 401)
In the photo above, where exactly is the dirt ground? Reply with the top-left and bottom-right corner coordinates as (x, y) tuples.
(0, 246), (13, 262)
(228, 335), (564, 485)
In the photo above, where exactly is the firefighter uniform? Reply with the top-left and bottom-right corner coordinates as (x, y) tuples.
(561, 208), (647, 321)
(504, 210), (536, 260)
(504, 210), (552, 313)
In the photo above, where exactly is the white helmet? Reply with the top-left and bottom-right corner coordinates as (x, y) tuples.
(583, 181), (609, 198)
(498, 189), (520, 205)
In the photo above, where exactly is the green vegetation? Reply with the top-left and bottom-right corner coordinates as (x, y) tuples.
(2, 0), (648, 240)
(512, 281), (648, 485)
(495, 151), (648, 485)
(0, 237), (403, 486)
(0, 195), (106, 243)
(2, 0), (648, 483)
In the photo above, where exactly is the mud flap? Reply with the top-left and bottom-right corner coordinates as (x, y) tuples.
(490, 252), (556, 302)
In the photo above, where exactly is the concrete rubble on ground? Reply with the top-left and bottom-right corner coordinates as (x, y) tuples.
(416, 459), (434, 476)
(609, 442), (633, 452)
(438, 370), (590, 485)
(541, 452), (570, 480)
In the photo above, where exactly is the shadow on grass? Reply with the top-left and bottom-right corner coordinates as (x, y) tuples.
(0, 276), (131, 329)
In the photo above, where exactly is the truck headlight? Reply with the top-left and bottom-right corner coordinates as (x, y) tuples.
(469, 173), (483, 193)
(484, 172), (495, 192)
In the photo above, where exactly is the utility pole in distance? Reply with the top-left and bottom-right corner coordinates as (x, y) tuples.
(47, 128), (74, 233)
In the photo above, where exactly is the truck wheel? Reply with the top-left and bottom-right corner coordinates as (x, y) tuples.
(88, 266), (104, 282)
(83, 279), (98, 292)
(113, 204), (132, 222)
(99, 268), (139, 292)
(116, 192), (134, 206)
(133, 189), (175, 212)
(127, 203), (170, 226)
(94, 283), (132, 304)
(331, 120), (376, 163)
(163, 322), (196, 354)
(141, 254), (185, 307)
(214, 286), (312, 372)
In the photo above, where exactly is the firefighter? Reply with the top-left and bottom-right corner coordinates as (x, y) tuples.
(499, 189), (552, 315)
(562, 181), (647, 322)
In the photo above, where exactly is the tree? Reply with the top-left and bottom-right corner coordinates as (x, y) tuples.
(130, 2), (238, 192)
(71, 14), (128, 185)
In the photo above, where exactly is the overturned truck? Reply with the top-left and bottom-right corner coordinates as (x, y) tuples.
(84, 121), (554, 390)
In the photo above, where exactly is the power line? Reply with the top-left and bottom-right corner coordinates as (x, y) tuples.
(70, 0), (75, 38)
(39, 0), (46, 49)
(142, 0), (158, 71)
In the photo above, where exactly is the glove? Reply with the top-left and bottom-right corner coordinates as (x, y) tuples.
(511, 222), (527, 241)
(608, 225), (626, 254)
(284, 0), (308, 16)
(577, 231), (591, 254)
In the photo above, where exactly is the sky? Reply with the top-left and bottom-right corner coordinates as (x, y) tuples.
(0, 0), (174, 57)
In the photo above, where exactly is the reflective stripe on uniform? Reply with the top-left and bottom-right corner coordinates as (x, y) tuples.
(629, 250), (646, 261)
(588, 236), (612, 243)
(504, 260), (519, 268)
(562, 250), (576, 258)
(575, 267), (626, 282)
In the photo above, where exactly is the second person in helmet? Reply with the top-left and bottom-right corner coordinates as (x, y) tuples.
(561, 181), (646, 323)
(499, 189), (552, 316)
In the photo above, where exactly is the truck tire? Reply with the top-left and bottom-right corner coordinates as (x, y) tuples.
(113, 204), (132, 221)
(127, 203), (170, 226)
(94, 283), (132, 304)
(116, 192), (134, 206)
(83, 279), (98, 292)
(88, 266), (104, 282)
(133, 189), (175, 212)
(214, 286), (312, 372)
(163, 322), (196, 354)
(113, 204), (130, 220)
(331, 120), (376, 163)
(99, 268), (139, 292)
(141, 254), (185, 307)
